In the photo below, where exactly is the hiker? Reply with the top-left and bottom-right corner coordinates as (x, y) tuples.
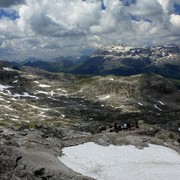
(110, 122), (120, 132)
(135, 120), (139, 128)
(122, 123), (127, 131)
(117, 123), (121, 131)
(114, 122), (118, 130)
(127, 123), (131, 131)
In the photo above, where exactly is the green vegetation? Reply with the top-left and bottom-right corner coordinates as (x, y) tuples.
(167, 78), (180, 89)
(77, 76), (95, 85)
(0, 118), (21, 128)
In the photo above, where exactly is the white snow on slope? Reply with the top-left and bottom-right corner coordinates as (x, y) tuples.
(99, 95), (110, 100)
(59, 142), (180, 180)
(138, 102), (143, 106)
(0, 84), (12, 91)
(108, 78), (114, 81)
(35, 91), (49, 95)
(3, 67), (14, 71)
(34, 81), (40, 84)
(39, 84), (51, 88)
(158, 101), (165, 105)
(13, 80), (18, 83)
(57, 88), (68, 93)
(13, 92), (39, 99)
(50, 91), (54, 96)
(154, 104), (162, 111)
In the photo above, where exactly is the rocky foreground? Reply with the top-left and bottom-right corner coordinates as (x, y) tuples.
(0, 65), (180, 179)
(0, 122), (180, 180)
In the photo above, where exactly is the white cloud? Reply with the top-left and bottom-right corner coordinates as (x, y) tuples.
(170, 14), (180, 35)
(131, 0), (163, 17)
(0, 0), (180, 60)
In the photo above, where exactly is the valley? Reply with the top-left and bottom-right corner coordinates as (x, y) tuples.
(0, 45), (180, 179)
(0, 65), (180, 132)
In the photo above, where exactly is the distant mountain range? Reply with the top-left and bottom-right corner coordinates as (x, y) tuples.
(72, 44), (180, 79)
(1, 44), (180, 79)
(23, 56), (89, 73)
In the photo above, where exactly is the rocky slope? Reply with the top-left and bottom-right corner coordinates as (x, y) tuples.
(72, 44), (180, 79)
(0, 65), (179, 130)
(0, 64), (179, 179)
(0, 122), (179, 179)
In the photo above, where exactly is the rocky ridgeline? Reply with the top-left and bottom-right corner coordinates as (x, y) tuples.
(94, 44), (180, 58)
(73, 44), (180, 78)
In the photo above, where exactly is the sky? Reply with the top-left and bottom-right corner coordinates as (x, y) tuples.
(0, 0), (180, 61)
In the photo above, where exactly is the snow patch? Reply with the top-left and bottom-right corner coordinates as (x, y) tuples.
(35, 91), (49, 95)
(99, 95), (110, 100)
(50, 91), (54, 97)
(108, 78), (114, 81)
(137, 102), (143, 106)
(59, 142), (180, 180)
(57, 88), (68, 93)
(11, 118), (19, 121)
(0, 84), (12, 91)
(13, 92), (39, 99)
(158, 101), (165, 105)
(154, 104), (162, 111)
(3, 67), (14, 71)
(39, 112), (47, 118)
(39, 84), (51, 88)
(13, 80), (18, 83)
(61, 114), (65, 118)
(34, 81), (40, 84)
(11, 98), (17, 101)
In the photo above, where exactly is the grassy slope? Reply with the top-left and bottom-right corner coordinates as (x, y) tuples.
(167, 78), (180, 89)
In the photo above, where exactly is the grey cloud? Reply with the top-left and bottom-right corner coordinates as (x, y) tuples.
(0, 0), (25, 7)
(1, 0), (180, 61)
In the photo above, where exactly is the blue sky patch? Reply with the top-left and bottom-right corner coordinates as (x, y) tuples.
(0, 9), (20, 20)
(100, 0), (106, 10)
(130, 14), (151, 23)
(130, 14), (141, 21)
(174, 4), (180, 15)
(121, 0), (136, 6)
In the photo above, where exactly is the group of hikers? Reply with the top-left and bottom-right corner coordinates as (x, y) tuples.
(110, 121), (138, 133)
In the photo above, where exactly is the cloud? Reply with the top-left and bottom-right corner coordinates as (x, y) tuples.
(170, 14), (180, 35)
(0, 0), (180, 60)
(0, 0), (25, 7)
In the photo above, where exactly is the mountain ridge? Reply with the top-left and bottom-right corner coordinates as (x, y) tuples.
(1, 44), (180, 80)
(72, 44), (180, 78)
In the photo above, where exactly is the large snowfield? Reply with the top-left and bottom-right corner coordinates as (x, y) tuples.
(59, 142), (180, 180)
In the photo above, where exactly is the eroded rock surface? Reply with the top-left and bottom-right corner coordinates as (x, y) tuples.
(0, 123), (179, 180)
